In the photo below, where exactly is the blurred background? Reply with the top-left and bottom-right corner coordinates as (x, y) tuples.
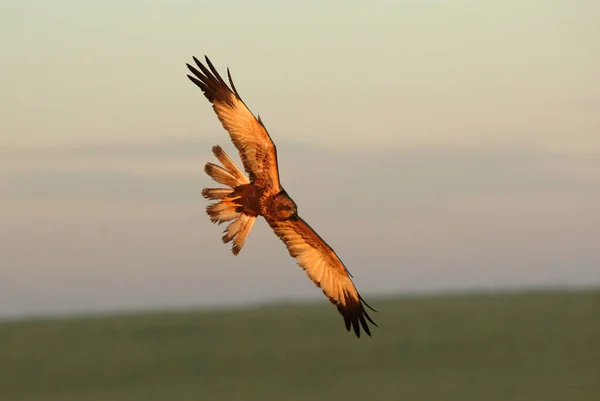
(1, 1), (599, 400)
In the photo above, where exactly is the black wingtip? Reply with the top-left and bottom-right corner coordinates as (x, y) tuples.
(187, 55), (239, 107)
(204, 55), (214, 72)
(353, 321), (361, 338)
(359, 293), (378, 313)
(193, 56), (203, 68)
(359, 314), (372, 337)
(186, 74), (204, 90)
(341, 302), (377, 339)
(226, 67), (242, 99)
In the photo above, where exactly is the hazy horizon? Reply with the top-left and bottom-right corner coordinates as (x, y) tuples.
(2, 0), (599, 318)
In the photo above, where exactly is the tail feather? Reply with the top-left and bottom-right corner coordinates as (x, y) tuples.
(212, 145), (248, 184)
(203, 145), (256, 254)
(204, 162), (239, 188)
(222, 213), (257, 255)
(202, 187), (233, 200)
(206, 201), (239, 224)
(222, 214), (248, 243)
(231, 215), (256, 255)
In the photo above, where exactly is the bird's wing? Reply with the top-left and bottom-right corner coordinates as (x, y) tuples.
(267, 215), (377, 337)
(187, 56), (280, 192)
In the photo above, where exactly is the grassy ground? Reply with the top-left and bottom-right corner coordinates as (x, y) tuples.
(1, 289), (599, 401)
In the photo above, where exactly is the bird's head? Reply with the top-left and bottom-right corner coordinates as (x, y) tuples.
(273, 191), (297, 220)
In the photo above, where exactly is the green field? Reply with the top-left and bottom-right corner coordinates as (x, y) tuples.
(1, 289), (599, 401)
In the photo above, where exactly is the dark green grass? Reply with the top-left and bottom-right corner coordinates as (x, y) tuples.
(1, 289), (599, 401)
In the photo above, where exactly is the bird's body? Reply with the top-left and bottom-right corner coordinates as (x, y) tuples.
(187, 56), (377, 337)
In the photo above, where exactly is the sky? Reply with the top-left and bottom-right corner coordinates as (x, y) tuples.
(1, 0), (599, 318)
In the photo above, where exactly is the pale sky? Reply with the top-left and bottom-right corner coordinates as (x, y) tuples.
(1, 0), (599, 318)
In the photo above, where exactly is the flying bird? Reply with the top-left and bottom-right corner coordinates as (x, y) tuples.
(186, 56), (377, 337)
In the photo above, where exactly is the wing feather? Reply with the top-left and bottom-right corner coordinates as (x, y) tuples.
(267, 216), (377, 337)
(187, 56), (280, 193)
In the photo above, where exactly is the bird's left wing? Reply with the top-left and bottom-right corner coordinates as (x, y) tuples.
(186, 56), (281, 193)
(267, 215), (377, 337)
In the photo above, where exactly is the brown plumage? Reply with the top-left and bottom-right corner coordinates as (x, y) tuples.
(187, 55), (377, 337)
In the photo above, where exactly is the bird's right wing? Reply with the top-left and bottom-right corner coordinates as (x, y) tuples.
(187, 56), (281, 193)
(267, 215), (377, 337)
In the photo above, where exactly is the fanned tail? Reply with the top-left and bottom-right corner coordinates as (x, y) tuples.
(203, 145), (256, 255)
(222, 213), (256, 255)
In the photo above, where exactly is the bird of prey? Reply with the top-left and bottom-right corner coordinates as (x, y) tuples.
(186, 56), (377, 337)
